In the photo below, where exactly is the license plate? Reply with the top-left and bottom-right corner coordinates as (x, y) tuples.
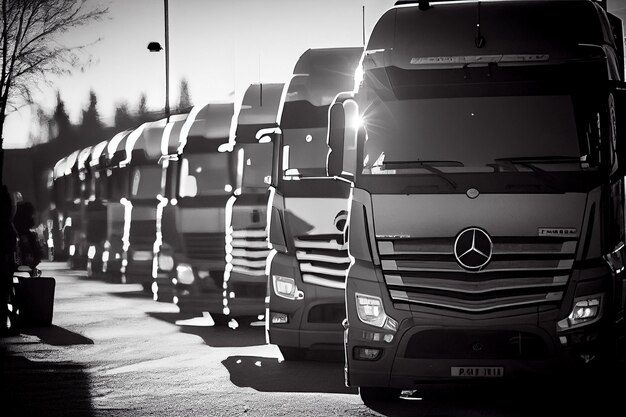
(451, 366), (504, 378)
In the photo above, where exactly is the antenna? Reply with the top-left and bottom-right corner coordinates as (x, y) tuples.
(475, 1), (486, 48)
(258, 55), (263, 107)
(362, 5), (366, 46)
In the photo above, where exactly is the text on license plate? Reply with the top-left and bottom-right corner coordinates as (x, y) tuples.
(451, 367), (504, 377)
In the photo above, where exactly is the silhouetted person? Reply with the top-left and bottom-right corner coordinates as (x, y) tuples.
(14, 201), (44, 277)
(1, 186), (19, 335)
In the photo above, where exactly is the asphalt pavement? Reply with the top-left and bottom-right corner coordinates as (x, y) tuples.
(1, 262), (624, 417)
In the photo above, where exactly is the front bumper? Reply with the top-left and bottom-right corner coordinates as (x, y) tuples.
(124, 257), (153, 284)
(224, 270), (268, 316)
(345, 263), (615, 388)
(173, 259), (225, 315)
(267, 251), (345, 351)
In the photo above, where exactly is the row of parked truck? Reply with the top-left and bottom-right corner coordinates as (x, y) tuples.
(45, 0), (626, 404)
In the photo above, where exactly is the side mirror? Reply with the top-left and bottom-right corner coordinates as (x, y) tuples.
(327, 103), (346, 177)
(256, 127), (281, 144)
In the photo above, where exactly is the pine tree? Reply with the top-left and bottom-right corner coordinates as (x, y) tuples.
(177, 78), (192, 111)
(114, 101), (134, 130)
(52, 91), (71, 139)
(81, 90), (103, 137)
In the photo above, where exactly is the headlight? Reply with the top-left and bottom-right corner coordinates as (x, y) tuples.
(69, 245), (76, 256)
(87, 246), (96, 260)
(557, 295), (602, 330)
(355, 293), (398, 331)
(158, 254), (174, 271)
(272, 275), (304, 300)
(176, 263), (195, 285)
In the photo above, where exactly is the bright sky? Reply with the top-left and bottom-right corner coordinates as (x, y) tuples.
(5, 0), (626, 148)
(3, 0), (396, 148)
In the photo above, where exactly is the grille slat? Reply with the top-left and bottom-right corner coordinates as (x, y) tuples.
(228, 228), (268, 277)
(295, 234), (351, 289)
(183, 232), (225, 261)
(381, 236), (577, 313)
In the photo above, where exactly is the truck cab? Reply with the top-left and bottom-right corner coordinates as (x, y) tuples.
(151, 113), (192, 301)
(62, 149), (82, 268)
(122, 117), (170, 289)
(336, 0), (626, 403)
(84, 140), (110, 278)
(266, 47), (363, 359)
(51, 156), (70, 261)
(222, 83), (284, 318)
(163, 103), (236, 319)
(99, 128), (136, 282)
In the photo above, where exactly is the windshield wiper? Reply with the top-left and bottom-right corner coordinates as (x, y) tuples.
(489, 156), (581, 192)
(493, 156), (581, 165)
(377, 160), (463, 189)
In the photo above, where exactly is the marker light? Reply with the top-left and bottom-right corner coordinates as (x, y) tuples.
(355, 293), (398, 331)
(158, 254), (174, 271)
(558, 295), (602, 330)
(272, 275), (304, 300)
(176, 263), (195, 285)
(87, 246), (96, 260)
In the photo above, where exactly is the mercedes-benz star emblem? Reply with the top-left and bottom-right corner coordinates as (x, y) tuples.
(454, 228), (493, 271)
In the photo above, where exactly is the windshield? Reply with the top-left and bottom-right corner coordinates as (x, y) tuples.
(361, 95), (582, 174)
(179, 153), (232, 197)
(131, 166), (162, 198)
(239, 143), (272, 189)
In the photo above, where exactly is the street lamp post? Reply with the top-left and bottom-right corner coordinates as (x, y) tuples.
(147, 0), (170, 121)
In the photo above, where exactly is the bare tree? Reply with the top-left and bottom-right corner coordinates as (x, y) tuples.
(0, 0), (107, 180)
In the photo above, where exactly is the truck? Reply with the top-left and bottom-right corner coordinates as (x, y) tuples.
(150, 113), (192, 301)
(161, 102), (236, 320)
(266, 47), (363, 359)
(84, 140), (111, 278)
(98, 128), (138, 282)
(222, 83), (284, 319)
(122, 117), (172, 290)
(335, 0), (626, 403)
(72, 146), (95, 269)
(51, 156), (70, 261)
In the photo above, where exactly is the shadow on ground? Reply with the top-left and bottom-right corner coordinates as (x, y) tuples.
(147, 312), (266, 348)
(222, 355), (357, 394)
(108, 289), (152, 300)
(22, 325), (94, 346)
(0, 352), (96, 417)
(356, 378), (626, 417)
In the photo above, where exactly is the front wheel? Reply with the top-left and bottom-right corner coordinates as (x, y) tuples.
(359, 387), (401, 406)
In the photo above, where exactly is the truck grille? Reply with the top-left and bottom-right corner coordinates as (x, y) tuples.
(378, 236), (577, 313)
(295, 234), (351, 289)
(183, 232), (225, 261)
(229, 228), (269, 276)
